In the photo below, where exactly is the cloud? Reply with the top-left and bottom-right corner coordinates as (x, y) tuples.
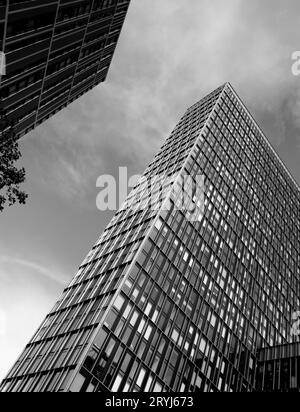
(19, 1), (248, 207)
(0, 256), (68, 286)
(289, 89), (300, 130)
(0, 255), (68, 381)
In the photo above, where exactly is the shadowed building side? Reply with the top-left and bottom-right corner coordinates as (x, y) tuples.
(0, 0), (131, 139)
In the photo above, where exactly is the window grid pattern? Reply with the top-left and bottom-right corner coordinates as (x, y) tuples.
(257, 343), (300, 392)
(0, 84), (223, 392)
(71, 83), (300, 393)
(0, 0), (131, 138)
(2, 83), (299, 392)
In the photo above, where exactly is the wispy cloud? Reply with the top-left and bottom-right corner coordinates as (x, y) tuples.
(0, 255), (67, 380)
(0, 256), (68, 286)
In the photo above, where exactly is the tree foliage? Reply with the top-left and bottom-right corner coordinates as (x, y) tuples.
(0, 107), (28, 212)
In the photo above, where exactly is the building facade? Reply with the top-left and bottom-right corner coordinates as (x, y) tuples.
(1, 83), (300, 392)
(0, 0), (130, 138)
(257, 342), (300, 392)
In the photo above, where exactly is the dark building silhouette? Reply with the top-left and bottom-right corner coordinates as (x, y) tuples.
(1, 83), (300, 392)
(257, 343), (300, 392)
(0, 0), (131, 138)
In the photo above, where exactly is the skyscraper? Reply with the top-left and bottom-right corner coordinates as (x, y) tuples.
(1, 83), (299, 392)
(0, 0), (131, 139)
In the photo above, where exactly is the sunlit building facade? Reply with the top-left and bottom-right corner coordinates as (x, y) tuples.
(1, 83), (300, 392)
(0, 0), (131, 138)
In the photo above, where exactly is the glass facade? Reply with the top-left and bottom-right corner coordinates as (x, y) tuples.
(1, 83), (300, 392)
(257, 343), (300, 392)
(0, 0), (131, 138)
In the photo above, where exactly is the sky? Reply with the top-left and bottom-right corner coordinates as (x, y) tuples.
(1, 0), (300, 381)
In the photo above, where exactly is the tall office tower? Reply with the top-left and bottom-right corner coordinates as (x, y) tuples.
(1, 83), (300, 392)
(0, 0), (131, 138)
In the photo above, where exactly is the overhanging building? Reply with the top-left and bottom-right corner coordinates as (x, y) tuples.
(1, 83), (300, 392)
(0, 0), (131, 138)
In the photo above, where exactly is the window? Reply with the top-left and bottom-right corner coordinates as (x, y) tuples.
(199, 338), (206, 353)
(171, 329), (179, 343)
(210, 314), (217, 327)
(145, 375), (153, 392)
(183, 251), (189, 262)
(104, 310), (118, 329)
(144, 325), (152, 340)
(105, 338), (117, 358)
(136, 368), (146, 387)
(113, 295), (125, 311)
(155, 218), (163, 231)
(145, 303), (152, 316)
(112, 374), (123, 392)
(130, 311), (139, 327)
(123, 303), (132, 319)
(94, 329), (108, 349)
(154, 382), (163, 392)
(69, 373), (85, 392)
(138, 318), (146, 334)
